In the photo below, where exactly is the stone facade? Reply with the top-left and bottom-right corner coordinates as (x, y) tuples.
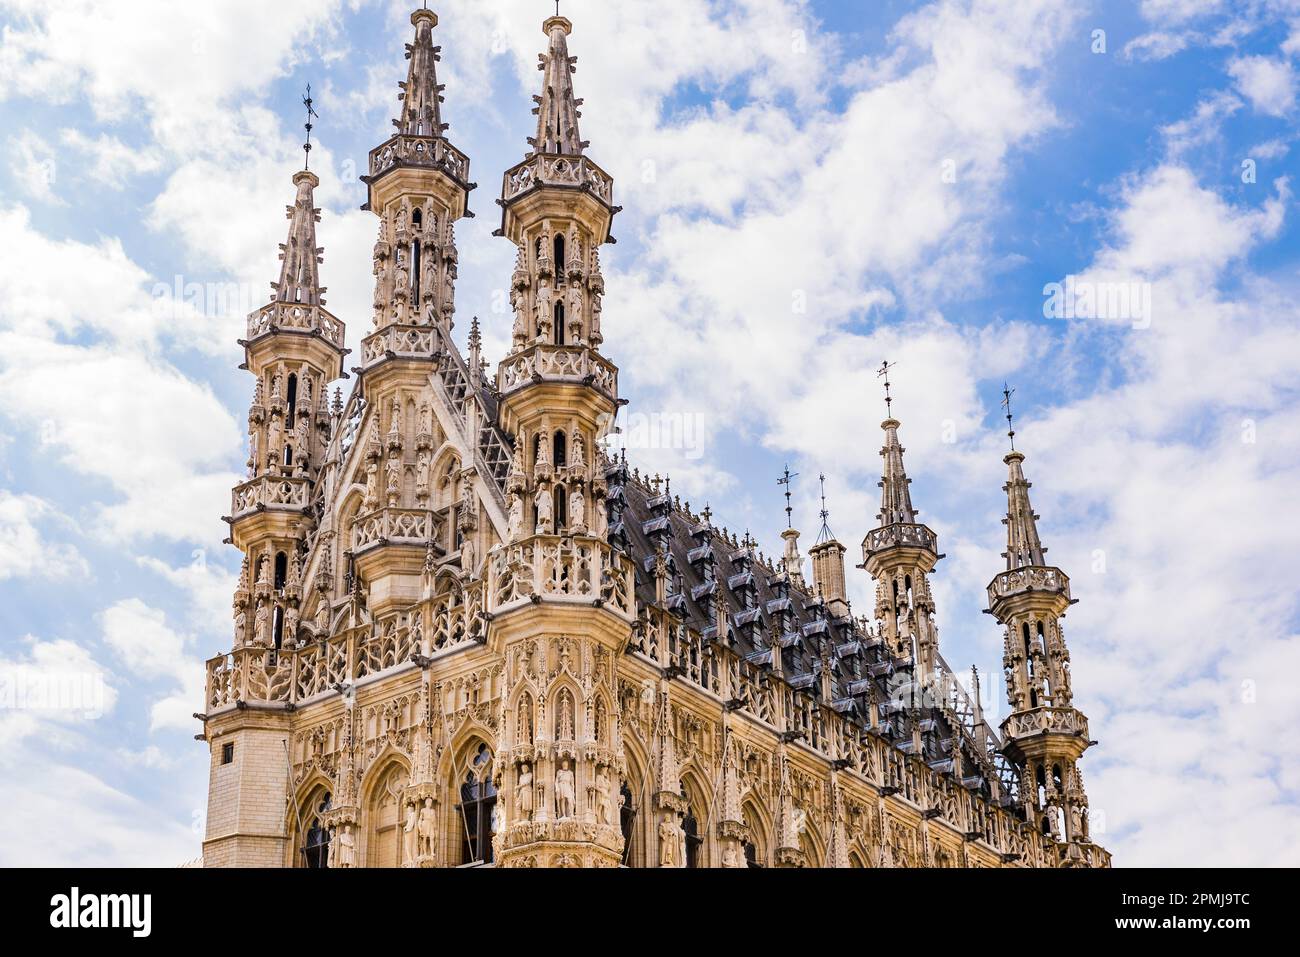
(199, 8), (1111, 869)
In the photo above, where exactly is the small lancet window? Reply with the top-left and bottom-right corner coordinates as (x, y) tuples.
(554, 303), (566, 345)
(554, 234), (565, 275)
(287, 374), (298, 421)
(274, 552), (288, 590)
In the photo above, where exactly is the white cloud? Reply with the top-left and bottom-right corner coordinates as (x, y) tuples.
(58, 129), (163, 188)
(0, 335), (241, 545)
(1227, 54), (1297, 116)
(0, 490), (87, 581)
(0, 635), (118, 748)
(1124, 31), (1193, 62)
(6, 129), (63, 205)
(101, 598), (204, 733)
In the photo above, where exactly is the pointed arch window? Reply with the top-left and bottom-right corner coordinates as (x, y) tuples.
(554, 303), (566, 345)
(553, 484), (568, 531)
(553, 234), (565, 279)
(619, 781), (637, 865)
(301, 792), (332, 868)
(287, 374), (298, 422)
(553, 431), (567, 469)
(458, 743), (497, 865)
(412, 208), (424, 302)
(683, 806), (702, 868)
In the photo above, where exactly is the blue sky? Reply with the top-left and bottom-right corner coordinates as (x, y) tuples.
(1, 0), (1298, 866)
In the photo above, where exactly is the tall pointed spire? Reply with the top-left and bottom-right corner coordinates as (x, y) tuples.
(395, 8), (448, 139)
(877, 418), (918, 526)
(272, 171), (325, 307)
(1002, 450), (1047, 570)
(529, 15), (586, 157)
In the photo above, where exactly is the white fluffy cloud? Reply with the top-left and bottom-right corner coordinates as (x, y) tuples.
(0, 490), (87, 581)
(1228, 54), (1297, 116)
(101, 598), (205, 733)
(6, 129), (62, 205)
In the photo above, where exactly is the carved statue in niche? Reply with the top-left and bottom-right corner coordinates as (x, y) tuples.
(596, 767), (614, 825)
(418, 798), (437, 858)
(253, 600), (269, 647)
(516, 763), (534, 821)
(571, 431), (586, 473)
(511, 288), (527, 346)
(247, 428), (259, 477)
(363, 461), (379, 510)
(535, 278), (553, 342)
(534, 485), (553, 534)
(507, 492), (524, 541)
(403, 802), (418, 863)
(555, 760), (575, 820)
(233, 606), (247, 647)
(271, 372), (283, 401)
(385, 455), (401, 508)
(461, 533), (477, 576)
(266, 413), (283, 468)
(567, 283), (583, 340)
(569, 487), (585, 533)
(658, 818), (680, 868)
(415, 450), (431, 499)
(334, 824), (358, 868)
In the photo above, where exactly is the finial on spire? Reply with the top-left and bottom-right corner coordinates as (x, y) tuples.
(878, 359), (897, 417)
(302, 84), (319, 170)
(778, 464), (798, 529)
(1001, 382), (1017, 451)
(815, 473), (835, 544)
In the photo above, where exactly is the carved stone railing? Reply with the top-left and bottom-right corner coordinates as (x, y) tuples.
(352, 507), (442, 554)
(246, 301), (345, 349)
(354, 616), (418, 681)
(230, 474), (311, 518)
(487, 534), (634, 620)
(428, 580), (487, 652)
(498, 343), (618, 397)
(986, 565), (1071, 606)
(862, 522), (938, 558)
(361, 323), (438, 366)
(368, 133), (471, 185)
(502, 152), (613, 205)
(1002, 706), (1088, 741)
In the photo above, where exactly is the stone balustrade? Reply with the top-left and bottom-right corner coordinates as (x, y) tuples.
(498, 343), (618, 396)
(361, 323), (438, 367)
(246, 301), (345, 349)
(502, 152), (613, 205)
(230, 474), (312, 518)
(986, 565), (1071, 606)
(862, 522), (938, 558)
(1002, 706), (1088, 741)
(487, 534), (635, 619)
(368, 133), (471, 185)
(352, 507), (442, 554)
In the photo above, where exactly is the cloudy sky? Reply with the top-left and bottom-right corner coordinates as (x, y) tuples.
(1, 0), (1298, 867)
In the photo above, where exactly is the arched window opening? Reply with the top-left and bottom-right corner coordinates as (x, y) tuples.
(287, 374), (298, 422)
(411, 239), (422, 301)
(553, 431), (567, 469)
(554, 485), (568, 531)
(274, 552), (288, 589)
(532, 434), (542, 471)
(272, 605), (284, 650)
(301, 793), (331, 868)
(683, 807), (702, 868)
(458, 744), (497, 865)
(619, 781), (637, 865)
(554, 303), (566, 345)
(743, 839), (761, 868)
(283, 445), (294, 467)
(554, 234), (565, 277)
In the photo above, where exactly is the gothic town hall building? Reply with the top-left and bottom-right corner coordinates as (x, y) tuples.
(200, 8), (1111, 869)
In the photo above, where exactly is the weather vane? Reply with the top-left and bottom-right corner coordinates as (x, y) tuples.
(815, 473), (834, 544)
(778, 465), (798, 529)
(878, 359), (897, 417)
(302, 84), (319, 170)
(1001, 382), (1017, 451)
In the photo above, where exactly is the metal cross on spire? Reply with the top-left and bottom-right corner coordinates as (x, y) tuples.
(301, 84), (319, 170)
(778, 464), (798, 529)
(1001, 382), (1017, 451)
(878, 359), (897, 417)
(815, 473), (835, 544)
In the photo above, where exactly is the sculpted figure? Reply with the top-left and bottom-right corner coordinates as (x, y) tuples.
(385, 456), (401, 507)
(363, 461), (379, 509)
(569, 488), (585, 532)
(534, 486), (553, 534)
(334, 824), (357, 868)
(596, 768), (614, 825)
(253, 601), (269, 647)
(536, 278), (553, 342)
(418, 798), (437, 858)
(555, 760), (575, 820)
(658, 819), (679, 868)
(403, 803), (418, 862)
(507, 493), (525, 541)
(516, 763), (534, 820)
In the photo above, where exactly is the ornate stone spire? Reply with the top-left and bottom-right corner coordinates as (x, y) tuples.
(877, 418), (918, 526)
(529, 15), (587, 157)
(272, 170), (325, 307)
(1002, 451), (1047, 570)
(395, 8), (448, 139)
